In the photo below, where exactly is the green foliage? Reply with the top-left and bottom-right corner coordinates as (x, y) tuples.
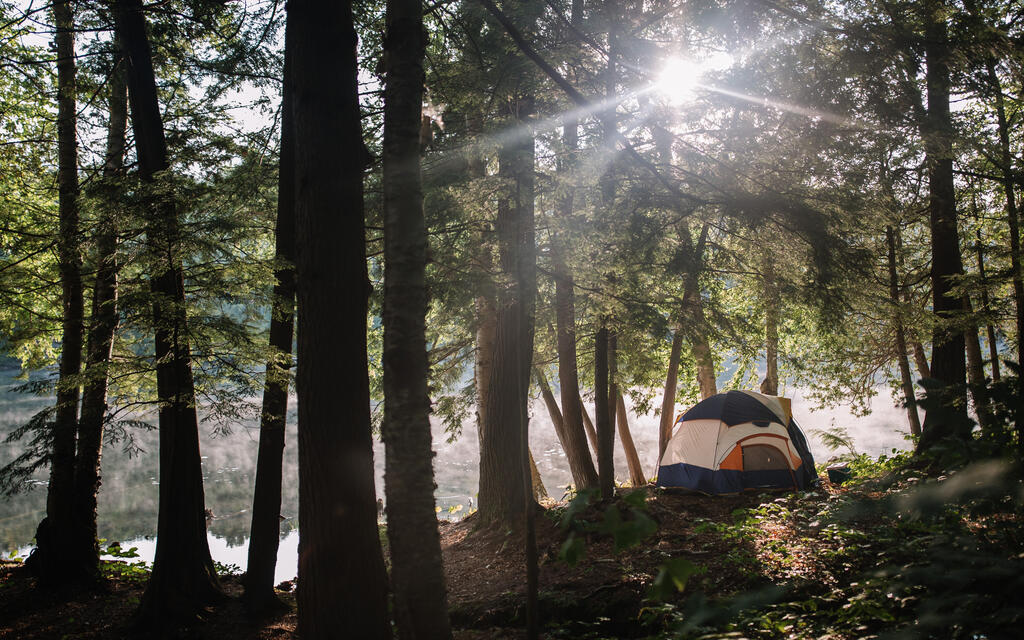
(214, 561), (242, 577)
(646, 450), (1024, 639)
(556, 488), (658, 567)
(648, 557), (704, 602)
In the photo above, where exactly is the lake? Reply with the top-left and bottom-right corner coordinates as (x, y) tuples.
(0, 363), (914, 583)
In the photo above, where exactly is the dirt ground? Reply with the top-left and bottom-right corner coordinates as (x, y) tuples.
(0, 488), (798, 639)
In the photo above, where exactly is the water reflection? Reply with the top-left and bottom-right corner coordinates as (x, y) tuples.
(0, 362), (913, 582)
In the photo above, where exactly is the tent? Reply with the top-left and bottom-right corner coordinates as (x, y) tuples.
(657, 390), (818, 494)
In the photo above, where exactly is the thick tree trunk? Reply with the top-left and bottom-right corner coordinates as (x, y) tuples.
(657, 329), (683, 463)
(918, 3), (970, 451)
(887, 226), (921, 436)
(478, 98), (536, 530)
(595, 324), (614, 500)
(115, 0), (224, 624)
(70, 44), (127, 579)
(243, 22), (296, 614)
(615, 394), (645, 486)
(34, 0), (84, 586)
(473, 116), (497, 452)
(289, 0), (390, 636)
(607, 332), (619, 472)
(380, 0), (453, 634)
(475, 282), (497, 450)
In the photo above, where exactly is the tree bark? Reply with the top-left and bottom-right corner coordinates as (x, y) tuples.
(34, 0), (84, 586)
(289, 0), (390, 636)
(963, 295), (994, 431)
(552, 265), (598, 489)
(688, 290), (717, 400)
(478, 98), (536, 530)
(912, 342), (931, 380)
(475, 279), (497, 450)
(657, 329), (683, 463)
(535, 367), (570, 454)
(595, 324), (614, 500)
(761, 256), (779, 396)
(243, 20), (296, 614)
(918, 3), (970, 450)
(114, 0), (225, 625)
(528, 450), (548, 500)
(472, 114), (497, 452)
(579, 392), (599, 455)
(381, 0), (453, 634)
(887, 226), (921, 436)
(615, 393), (645, 486)
(550, 0), (598, 493)
(607, 331), (619, 477)
(70, 41), (127, 580)
(974, 232), (1000, 381)
(984, 59), (1023, 428)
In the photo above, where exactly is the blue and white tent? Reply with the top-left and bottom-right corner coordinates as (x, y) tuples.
(657, 390), (818, 494)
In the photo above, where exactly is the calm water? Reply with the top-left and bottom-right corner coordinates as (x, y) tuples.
(0, 363), (914, 583)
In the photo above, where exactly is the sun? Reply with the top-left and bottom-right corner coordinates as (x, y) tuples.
(656, 57), (702, 104)
(654, 52), (734, 105)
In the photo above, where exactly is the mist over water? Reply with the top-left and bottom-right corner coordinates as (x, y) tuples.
(1, 362), (914, 583)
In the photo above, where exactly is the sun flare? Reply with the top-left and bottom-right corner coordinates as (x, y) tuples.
(654, 52), (734, 104)
(656, 57), (702, 104)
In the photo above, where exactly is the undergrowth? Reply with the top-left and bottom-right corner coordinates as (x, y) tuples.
(643, 452), (1024, 640)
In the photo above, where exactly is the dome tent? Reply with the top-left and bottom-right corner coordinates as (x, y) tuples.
(657, 390), (818, 494)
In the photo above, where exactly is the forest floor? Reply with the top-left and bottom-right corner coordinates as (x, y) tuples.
(2, 457), (1022, 639)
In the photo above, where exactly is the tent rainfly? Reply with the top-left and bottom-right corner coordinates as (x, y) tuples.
(657, 390), (818, 494)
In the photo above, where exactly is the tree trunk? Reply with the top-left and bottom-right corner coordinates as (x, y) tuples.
(974, 232), (1000, 381)
(472, 114), (496, 452)
(595, 324), (614, 500)
(550, 0), (598, 490)
(918, 3), (970, 450)
(243, 20), (296, 614)
(913, 342), (931, 380)
(963, 295), (994, 431)
(478, 98), (536, 530)
(985, 59), (1023, 433)
(289, 0), (390, 636)
(475, 281), (497, 451)
(70, 41), (127, 580)
(115, 0), (224, 624)
(615, 394), (645, 486)
(535, 368), (570, 454)
(552, 263), (598, 489)
(381, 0), (453, 634)
(34, 0), (84, 586)
(607, 331), (619, 478)
(657, 329), (683, 463)
(528, 450), (548, 500)
(761, 256), (779, 396)
(579, 392), (599, 455)
(887, 226), (921, 436)
(688, 290), (717, 400)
